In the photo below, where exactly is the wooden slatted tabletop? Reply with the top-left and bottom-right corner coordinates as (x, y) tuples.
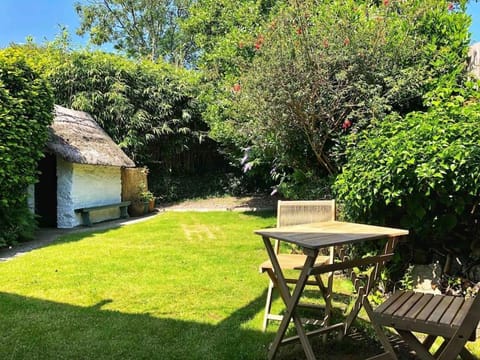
(255, 221), (409, 249)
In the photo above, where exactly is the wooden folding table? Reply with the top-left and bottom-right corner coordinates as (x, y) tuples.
(255, 221), (409, 360)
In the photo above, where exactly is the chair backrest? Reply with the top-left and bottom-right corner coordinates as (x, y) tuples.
(276, 200), (336, 228)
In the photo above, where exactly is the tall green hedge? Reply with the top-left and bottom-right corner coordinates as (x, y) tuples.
(0, 48), (54, 246)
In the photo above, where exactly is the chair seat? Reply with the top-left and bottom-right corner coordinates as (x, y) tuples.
(372, 291), (475, 339)
(260, 254), (330, 272)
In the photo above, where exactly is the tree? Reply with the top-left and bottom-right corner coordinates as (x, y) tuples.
(75, 0), (194, 64)
(188, 0), (472, 198)
(181, 0), (283, 188)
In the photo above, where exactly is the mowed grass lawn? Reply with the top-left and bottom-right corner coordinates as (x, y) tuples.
(0, 211), (280, 359)
(0, 211), (478, 359)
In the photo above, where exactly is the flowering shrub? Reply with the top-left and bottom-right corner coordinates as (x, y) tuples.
(228, 0), (470, 197)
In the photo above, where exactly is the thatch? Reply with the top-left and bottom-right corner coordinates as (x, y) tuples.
(47, 105), (135, 167)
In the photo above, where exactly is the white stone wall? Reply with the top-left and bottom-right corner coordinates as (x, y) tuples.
(57, 159), (122, 228)
(57, 158), (75, 228)
(27, 184), (35, 213)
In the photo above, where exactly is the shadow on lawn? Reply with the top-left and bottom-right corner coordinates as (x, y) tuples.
(0, 290), (273, 360)
(0, 290), (414, 360)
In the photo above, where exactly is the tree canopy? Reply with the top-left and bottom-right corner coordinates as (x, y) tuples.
(75, 0), (194, 65)
(183, 0), (472, 198)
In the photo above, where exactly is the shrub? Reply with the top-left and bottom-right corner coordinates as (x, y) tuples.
(334, 87), (480, 260)
(0, 49), (54, 246)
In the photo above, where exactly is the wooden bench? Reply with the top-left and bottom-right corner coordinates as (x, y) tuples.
(74, 201), (131, 227)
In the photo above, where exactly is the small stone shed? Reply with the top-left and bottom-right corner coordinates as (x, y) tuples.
(31, 105), (136, 228)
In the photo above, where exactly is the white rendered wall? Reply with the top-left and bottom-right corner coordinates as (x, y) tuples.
(57, 158), (75, 228)
(27, 184), (35, 213)
(57, 160), (122, 228)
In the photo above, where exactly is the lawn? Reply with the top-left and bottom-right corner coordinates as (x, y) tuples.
(0, 211), (477, 359)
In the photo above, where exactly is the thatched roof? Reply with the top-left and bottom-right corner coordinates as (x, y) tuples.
(47, 105), (135, 167)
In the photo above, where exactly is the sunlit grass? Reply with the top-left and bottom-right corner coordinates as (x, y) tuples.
(0, 211), (277, 359)
(0, 211), (477, 359)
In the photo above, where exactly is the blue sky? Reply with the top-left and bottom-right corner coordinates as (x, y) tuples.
(0, 0), (479, 48)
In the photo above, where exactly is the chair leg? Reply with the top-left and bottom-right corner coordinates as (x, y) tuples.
(397, 330), (435, 360)
(459, 347), (476, 360)
(363, 299), (398, 360)
(262, 279), (275, 332)
(437, 336), (473, 360)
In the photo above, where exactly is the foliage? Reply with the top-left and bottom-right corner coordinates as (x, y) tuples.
(334, 85), (480, 257)
(181, 0), (281, 164)
(0, 48), (54, 246)
(75, 0), (194, 65)
(19, 46), (205, 167)
(150, 169), (270, 202)
(237, 0), (426, 174)
(185, 0), (472, 198)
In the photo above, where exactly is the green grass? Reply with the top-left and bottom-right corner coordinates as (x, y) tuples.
(0, 211), (278, 359)
(0, 211), (478, 359)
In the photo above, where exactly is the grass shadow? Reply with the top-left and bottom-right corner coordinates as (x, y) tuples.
(0, 290), (273, 360)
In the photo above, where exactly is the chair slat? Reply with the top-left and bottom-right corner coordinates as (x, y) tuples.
(426, 296), (455, 324)
(395, 291), (424, 318)
(439, 296), (464, 326)
(416, 295), (443, 322)
(383, 291), (415, 316)
(451, 297), (474, 327)
(374, 290), (405, 315)
(404, 293), (433, 320)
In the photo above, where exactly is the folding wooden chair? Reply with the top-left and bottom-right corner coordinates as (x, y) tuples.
(259, 200), (336, 331)
(366, 290), (480, 360)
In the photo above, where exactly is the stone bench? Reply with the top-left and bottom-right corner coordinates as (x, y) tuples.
(74, 201), (131, 226)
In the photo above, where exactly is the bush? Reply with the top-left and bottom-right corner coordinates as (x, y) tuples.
(0, 49), (54, 246)
(334, 87), (480, 260)
(189, 0), (471, 199)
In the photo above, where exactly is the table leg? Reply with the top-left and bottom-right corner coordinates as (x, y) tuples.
(262, 236), (319, 360)
(344, 237), (400, 334)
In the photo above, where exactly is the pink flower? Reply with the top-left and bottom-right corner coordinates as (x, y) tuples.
(383, 0), (389, 6)
(342, 119), (352, 129)
(254, 34), (264, 50)
(232, 83), (241, 92)
(448, 3), (454, 11)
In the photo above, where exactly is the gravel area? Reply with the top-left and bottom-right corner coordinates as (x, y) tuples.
(157, 194), (278, 211)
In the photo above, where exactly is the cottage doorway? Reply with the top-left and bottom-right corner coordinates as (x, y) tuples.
(35, 154), (57, 227)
